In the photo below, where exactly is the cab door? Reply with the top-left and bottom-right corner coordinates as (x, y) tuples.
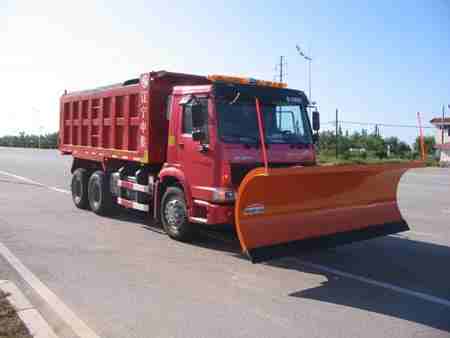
(177, 96), (215, 200)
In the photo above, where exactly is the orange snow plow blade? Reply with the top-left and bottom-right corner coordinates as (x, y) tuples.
(235, 162), (424, 263)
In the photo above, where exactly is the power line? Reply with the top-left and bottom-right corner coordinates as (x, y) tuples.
(340, 120), (435, 129)
(323, 120), (434, 129)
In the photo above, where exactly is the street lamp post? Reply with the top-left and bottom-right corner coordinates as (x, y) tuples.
(296, 45), (313, 102)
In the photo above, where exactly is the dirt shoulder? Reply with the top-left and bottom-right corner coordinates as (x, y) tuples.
(0, 290), (31, 338)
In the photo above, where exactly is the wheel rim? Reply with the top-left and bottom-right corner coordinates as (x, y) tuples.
(164, 199), (186, 230)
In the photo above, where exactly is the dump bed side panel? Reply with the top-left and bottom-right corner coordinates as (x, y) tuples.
(59, 80), (159, 163)
(59, 71), (211, 164)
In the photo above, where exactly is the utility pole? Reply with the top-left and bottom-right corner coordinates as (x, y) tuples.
(335, 108), (339, 159)
(374, 124), (380, 137)
(275, 56), (286, 127)
(279, 56), (284, 83)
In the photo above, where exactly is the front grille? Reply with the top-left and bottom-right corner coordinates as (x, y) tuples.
(230, 163), (295, 186)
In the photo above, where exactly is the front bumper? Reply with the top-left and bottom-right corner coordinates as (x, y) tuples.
(190, 199), (234, 225)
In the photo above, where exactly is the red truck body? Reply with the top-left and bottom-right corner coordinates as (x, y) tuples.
(60, 70), (422, 262)
(60, 70), (315, 226)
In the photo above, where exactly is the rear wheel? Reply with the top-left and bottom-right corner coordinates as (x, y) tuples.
(88, 171), (113, 216)
(161, 187), (194, 241)
(71, 168), (89, 209)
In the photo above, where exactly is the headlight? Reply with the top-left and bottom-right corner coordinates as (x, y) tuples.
(212, 188), (235, 203)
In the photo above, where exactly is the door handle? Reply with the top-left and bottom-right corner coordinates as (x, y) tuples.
(178, 142), (184, 148)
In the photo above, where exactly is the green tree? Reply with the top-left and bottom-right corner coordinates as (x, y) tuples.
(385, 136), (399, 154)
(0, 132), (59, 149)
(397, 141), (411, 158)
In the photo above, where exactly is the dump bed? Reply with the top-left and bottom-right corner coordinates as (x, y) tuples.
(59, 71), (209, 164)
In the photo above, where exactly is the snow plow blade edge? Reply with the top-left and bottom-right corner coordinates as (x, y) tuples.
(235, 162), (424, 263)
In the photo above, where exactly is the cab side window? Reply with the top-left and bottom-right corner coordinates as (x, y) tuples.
(182, 104), (193, 134)
(182, 98), (209, 141)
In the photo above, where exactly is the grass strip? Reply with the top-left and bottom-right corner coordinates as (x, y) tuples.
(0, 290), (31, 338)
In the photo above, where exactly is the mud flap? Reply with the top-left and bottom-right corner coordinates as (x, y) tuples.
(235, 162), (424, 263)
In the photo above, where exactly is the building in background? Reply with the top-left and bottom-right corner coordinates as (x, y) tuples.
(430, 117), (450, 166)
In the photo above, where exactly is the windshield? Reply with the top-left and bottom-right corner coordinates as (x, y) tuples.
(216, 101), (312, 144)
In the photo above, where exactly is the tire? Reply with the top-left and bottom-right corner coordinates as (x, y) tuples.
(71, 168), (89, 209)
(88, 170), (113, 216)
(160, 187), (195, 241)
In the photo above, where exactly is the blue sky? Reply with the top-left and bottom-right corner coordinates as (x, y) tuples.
(1, 0), (449, 143)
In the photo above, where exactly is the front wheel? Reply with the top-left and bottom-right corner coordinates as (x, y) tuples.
(161, 187), (195, 241)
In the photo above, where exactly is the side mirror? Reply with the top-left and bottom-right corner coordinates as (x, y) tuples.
(191, 104), (204, 129)
(312, 110), (320, 131)
(192, 129), (206, 142)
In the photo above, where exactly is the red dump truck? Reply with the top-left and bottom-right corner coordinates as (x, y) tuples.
(60, 70), (423, 262)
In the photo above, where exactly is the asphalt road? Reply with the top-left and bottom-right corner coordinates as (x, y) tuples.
(0, 147), (449, 338)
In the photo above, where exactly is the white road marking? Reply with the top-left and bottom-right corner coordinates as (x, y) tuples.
(298, 259), (450, 308)
(0, 170), (43, 186)
(408, 231), (441, 238)
(0, 241), (100, 338)
(0, 170), (70, 194)
(50, 187), (71, 194)
(393, 231), (442, 240)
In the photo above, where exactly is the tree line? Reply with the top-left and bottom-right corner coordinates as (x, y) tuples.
(0, 132), (59, 149)
(318, 128), (436, 160)
(0, 129), (437, 159)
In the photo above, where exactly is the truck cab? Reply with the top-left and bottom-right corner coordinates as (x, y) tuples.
(63, 71), (318, 246)
(161, 76), (316, 228)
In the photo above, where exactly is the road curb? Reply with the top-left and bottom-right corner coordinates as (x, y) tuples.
(0, 280), (59, 338)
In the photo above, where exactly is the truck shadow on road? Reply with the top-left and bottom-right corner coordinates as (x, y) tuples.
(273, 236), (450, 333)
(194, 230), (450, 332)
(108, 209), (450, 332)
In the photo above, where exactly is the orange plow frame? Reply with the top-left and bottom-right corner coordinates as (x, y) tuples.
(235, 162), (425, 263)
